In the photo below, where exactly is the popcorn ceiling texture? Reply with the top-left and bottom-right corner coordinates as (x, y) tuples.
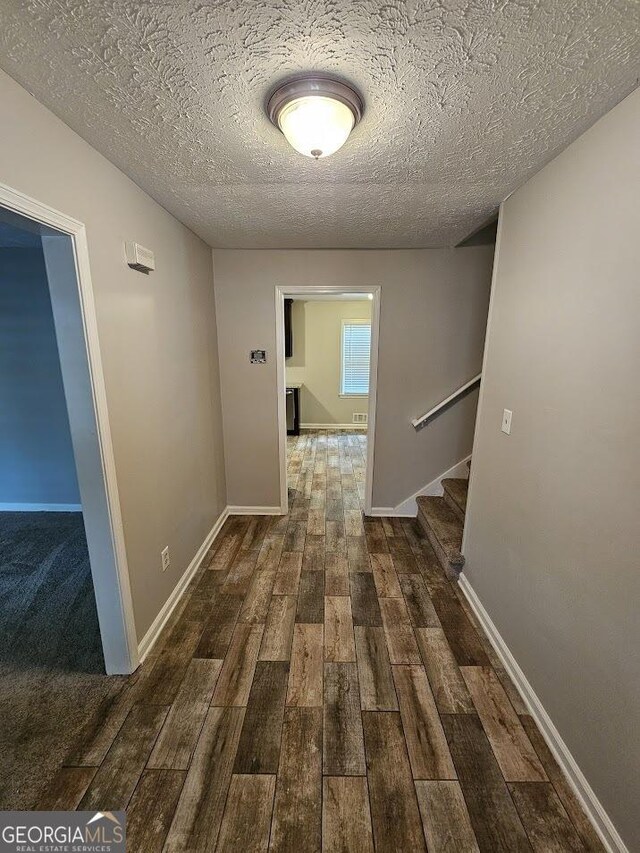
(0, 1), (638, 248)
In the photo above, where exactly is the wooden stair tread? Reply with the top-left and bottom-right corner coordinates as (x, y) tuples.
(416, 496), (464, 576)
(442, 478), (468, 515)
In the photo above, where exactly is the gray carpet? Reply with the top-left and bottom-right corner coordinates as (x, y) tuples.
(0, 511), (103, 672)
(0, 512), (117, 808)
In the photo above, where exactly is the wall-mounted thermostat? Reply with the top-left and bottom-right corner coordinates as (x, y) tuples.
(125, 241), (155, 273)
(250, 350), (267, 364)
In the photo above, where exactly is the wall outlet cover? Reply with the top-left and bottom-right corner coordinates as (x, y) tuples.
(501, 408), (513, 435)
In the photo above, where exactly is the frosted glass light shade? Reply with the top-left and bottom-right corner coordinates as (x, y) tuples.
(267, 77), (363, 160)
(278, 95), (355, 159)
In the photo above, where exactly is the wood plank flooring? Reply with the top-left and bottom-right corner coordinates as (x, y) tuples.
(38, 430), (604, 852)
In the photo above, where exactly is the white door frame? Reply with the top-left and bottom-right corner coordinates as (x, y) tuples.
(275, 285), (381, 515)
(0, 181), (139, 675)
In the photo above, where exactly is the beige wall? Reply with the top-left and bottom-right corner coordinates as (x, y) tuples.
(286, 299), (372, 426)
(464, 87), (640, 849)
(0, 69), (226, 640)
(213, 247), (493, 509)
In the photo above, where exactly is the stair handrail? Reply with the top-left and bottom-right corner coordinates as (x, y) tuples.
(411, 373), (482, 429)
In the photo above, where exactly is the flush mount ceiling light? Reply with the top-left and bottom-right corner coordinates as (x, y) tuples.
(267, 76), (363, 159)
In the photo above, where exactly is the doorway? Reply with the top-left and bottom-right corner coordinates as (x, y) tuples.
(0, 216), (100, 674)
(275, 286), (381, 515)
(0, 184), (137, 676)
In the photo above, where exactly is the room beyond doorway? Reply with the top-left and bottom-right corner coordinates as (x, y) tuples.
(285, 298), (372, 430)
(276, 286), (380, 516)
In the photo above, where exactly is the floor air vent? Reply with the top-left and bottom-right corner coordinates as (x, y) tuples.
(353, 413), (368, 424)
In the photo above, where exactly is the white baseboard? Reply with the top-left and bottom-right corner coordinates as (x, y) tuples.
(227, 506), (285, 516)
(370, 454), (471, 517)
(138, 507), (229, 662)
(300, 423), (368, 431)
(458, 574), (628, 853)
(0, 502), (83, 512)
(368, 506), (416, 518)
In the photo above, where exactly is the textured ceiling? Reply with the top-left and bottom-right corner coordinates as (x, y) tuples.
(0, 1), (638, 248)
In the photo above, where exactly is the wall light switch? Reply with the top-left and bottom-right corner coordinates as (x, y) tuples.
(501, 409), (513, 435)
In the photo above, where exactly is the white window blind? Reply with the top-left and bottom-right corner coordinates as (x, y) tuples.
(341, 321), (371, 396)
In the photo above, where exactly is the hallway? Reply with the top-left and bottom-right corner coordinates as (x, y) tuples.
(26, 429), (602, 851)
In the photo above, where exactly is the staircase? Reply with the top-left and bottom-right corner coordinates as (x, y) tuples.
(416, 464), (469, 580)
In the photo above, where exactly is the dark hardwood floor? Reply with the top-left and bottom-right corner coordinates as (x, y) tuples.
(36, 430), (604, 852)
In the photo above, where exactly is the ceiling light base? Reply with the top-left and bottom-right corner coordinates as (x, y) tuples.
(267, 76), (364, 126)
(267, 76), (364, 159)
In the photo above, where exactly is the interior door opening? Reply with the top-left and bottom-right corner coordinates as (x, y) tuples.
(0, 210), (104, 675)
(275, 286), (380, 516)
(0, 188), (137, 677)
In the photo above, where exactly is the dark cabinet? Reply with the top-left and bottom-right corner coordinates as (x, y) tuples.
(284, 298), (293, 358)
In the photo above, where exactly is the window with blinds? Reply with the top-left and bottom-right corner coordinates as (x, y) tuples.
(340, 320), (371, 396)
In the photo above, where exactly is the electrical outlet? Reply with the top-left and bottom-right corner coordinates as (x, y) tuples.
(501, 408), (513, 435)
(161, 546), (170, 572)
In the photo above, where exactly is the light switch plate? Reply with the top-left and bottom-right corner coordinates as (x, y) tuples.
(501, 409), (513, 435)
